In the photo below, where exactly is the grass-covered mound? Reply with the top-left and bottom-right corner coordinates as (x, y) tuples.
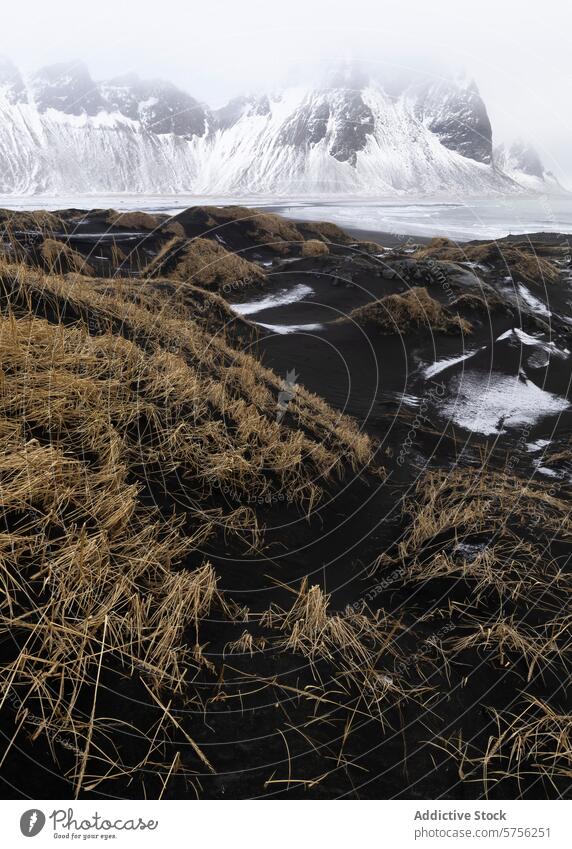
(347, 286), (472, 335)
(450, 291), (506, 314)
(296, 220), (354, 245)
(40, 238), (95, 276)
(0, 208), (65, 233)
(171, 205), (304, 255)
(415, 236), (561, 287)
(0, 258), (388, 796)
(104, 209), (185, 235)
(145, 236), (266, 291)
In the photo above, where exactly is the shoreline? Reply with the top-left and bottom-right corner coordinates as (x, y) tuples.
(1, 196), (572, 243)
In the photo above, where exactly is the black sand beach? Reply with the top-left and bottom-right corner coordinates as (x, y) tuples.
(0, 206), (570, 800)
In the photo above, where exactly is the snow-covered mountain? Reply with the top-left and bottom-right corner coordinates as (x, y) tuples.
(494, 141), (564, 194)
(0, 58), (562, 196)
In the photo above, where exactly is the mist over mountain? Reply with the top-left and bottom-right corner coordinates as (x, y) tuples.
(0, 57), (563, 196)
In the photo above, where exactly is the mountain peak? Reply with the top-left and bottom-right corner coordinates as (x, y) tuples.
(412, 75), (493, 164)
(100, 73), (208, 137)
(31, 60), (105, 115)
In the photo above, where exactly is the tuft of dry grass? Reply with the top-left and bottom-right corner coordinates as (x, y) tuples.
(260, 579), (411, 716)
(224, 631), (267, 657)
(357, 240), (385, 254)
(301, 239), (329, 257)
(40, 238), (95, 276)
(440, 697), (572, 796)
(414, 236), (454, 257)
(451, 292), (505, 313)
(482, 697), (572, 790)
(444, 613), (571, 682)
(379, 467), (571, 604)
(347, 287), (472, 335)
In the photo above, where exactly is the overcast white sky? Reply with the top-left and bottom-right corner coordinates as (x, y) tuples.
(2, 0), (572, 184)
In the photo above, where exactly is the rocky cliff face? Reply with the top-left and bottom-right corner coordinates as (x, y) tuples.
(412, 77), (493, 164)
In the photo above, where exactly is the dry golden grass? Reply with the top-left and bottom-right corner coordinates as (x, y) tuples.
(445, 613), (571, 681)
(0, 252), (384, 792)
(508, 240), (569, 258)
(0, 358), (229, 791)
(224, 630), (267, 657)
(440, 697), (572, 796)
(347, 287), (472, 335)
(379, 467), (572, 604)
(145, 236), (266, 291)
(482, 697), (572, 790)
(260, 579), (414, 717)
(0, 214), (63, 267)
(105, 210), (184, 236)
(40, 238), (95, 276)
(414, 236), (453, 257)
(298, 220), (353, 245)
(0, 209), (64, 233)
(357, 240), (385, 254)
(0, 304), (371, 511)
(169, 206), (305, 255)
(204, 206), (302, 240)
(301, 239), (329, 257)
(383, 464), (572, 796)
(6, 261), (376, 485)
(415, 237), (561, 287)
(451, 292), (505, 313)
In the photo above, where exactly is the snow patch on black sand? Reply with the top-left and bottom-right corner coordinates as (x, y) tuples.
(258, 322), (323, 335)
(496, 327), (570, 369)
(231, 284), (313, 316)
(423, 347), (485, 379)
(440, 371), (570, 435)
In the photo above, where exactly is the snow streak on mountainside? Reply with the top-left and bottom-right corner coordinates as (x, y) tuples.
(0, 58), (562, 196)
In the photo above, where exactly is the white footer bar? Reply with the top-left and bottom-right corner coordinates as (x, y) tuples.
(3, 799), (569, 848)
